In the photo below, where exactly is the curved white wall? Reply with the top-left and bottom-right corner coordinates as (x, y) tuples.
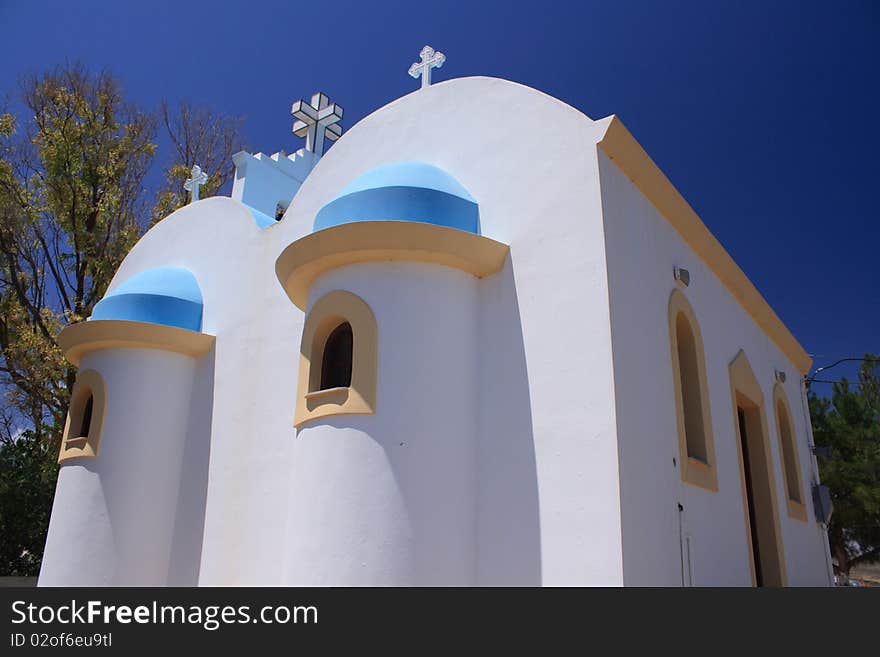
(283, 262), (479, 585)
(39, 347), (199, 586)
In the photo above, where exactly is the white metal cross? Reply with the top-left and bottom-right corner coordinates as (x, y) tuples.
(291, 92), (344, 157)
(183, 165), (208, 203)
(408, 45), (445, 88)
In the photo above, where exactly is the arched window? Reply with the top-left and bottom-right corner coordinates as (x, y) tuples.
(676, 313), (707, 463)
(774, 384), (806, 521)
(58, 369), (107, 463)
(295, 290), (378, 426)
(668, 290), (717, 491)
(320, 322), (353, 390)
(79, 394), (94, 438)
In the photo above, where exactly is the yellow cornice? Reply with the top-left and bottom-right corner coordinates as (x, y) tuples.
(596, 116), (812, 375)
(276, 221), (510, 310)
(59, 319), (215, 366)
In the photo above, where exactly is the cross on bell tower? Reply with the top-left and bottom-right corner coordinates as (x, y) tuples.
(408, 45), (446, 88)
(291, 92), (344, 158)
(183, 165), (208, 203)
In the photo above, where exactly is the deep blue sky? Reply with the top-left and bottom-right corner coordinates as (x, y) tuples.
(1, 0), (877, 385)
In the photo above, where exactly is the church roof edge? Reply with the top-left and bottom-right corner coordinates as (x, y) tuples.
(596, 114), (812, 375)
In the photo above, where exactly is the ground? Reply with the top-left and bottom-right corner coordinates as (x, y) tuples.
(847, 562), (880, 587)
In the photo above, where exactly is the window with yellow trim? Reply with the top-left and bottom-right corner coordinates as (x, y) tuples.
(58, 369), (106, 463)
(295, 290), (377, 427)
(319, 321), (353, 390)
(773, 384), (807, 521)
(668, 289), (718, 491)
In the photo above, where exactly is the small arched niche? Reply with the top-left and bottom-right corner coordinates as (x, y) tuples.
(295, 290), (377, 427)
(58, 369), (107, 463)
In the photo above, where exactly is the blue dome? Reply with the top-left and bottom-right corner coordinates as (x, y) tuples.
(90, 267), (203, 332)
(314, 162), (479, 233)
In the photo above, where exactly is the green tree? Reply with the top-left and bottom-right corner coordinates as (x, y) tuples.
(0, 66), (156, 448)
(0, 65), (245, 576)
(809, 355), (880, 578)
(0, 429), (58, 574)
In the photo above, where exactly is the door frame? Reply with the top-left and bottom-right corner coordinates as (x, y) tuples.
(728, 350), (788, 587)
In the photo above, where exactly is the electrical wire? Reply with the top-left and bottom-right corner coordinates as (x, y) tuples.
(806, 357), (880, 383)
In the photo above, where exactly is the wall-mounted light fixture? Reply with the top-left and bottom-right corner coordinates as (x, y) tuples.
(775, 369), (787, 383)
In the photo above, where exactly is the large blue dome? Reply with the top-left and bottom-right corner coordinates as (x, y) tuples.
(314, 161), (479, 234)
(90, 267), (203, 332)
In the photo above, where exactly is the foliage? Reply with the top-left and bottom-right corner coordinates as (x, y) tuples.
(0, 429), (58, 576)
(0, 66), (155, 454)
(809, 355), (880, 577)
(0, 64), (246, 575)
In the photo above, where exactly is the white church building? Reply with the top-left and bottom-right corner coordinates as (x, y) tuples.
(39, 54), (833, 586)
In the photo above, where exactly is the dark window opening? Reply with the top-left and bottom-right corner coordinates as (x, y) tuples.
(676, 313), (708, 463)
(320, 322), (353, 390)
(79, 394), (94, 438)
(777, 400), (801, 503)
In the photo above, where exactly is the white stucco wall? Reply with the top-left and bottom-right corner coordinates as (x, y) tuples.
(598, 150), (832, 586)
(274, 78), (623, 585)
(283, 262), (479, 585)
(39, 348), (201, 586)
(74, 197), (303, 585)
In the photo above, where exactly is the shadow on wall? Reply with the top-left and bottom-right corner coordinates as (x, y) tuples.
(284, 259), (540, 585)
(476, 258), (541, 585)
(167, 347), (216, 585)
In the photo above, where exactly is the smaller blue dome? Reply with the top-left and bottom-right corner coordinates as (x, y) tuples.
(91, 267), (203, 332)
(314, 162), (479, 233)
